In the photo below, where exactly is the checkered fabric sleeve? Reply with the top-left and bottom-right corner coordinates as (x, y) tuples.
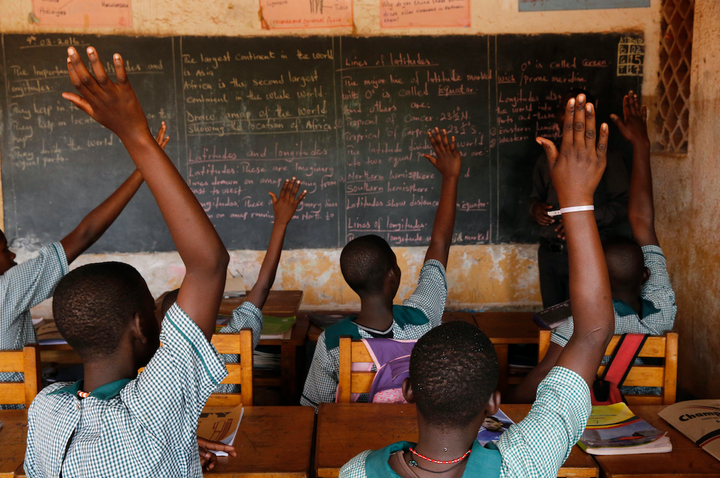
(125, 303), (228, 442)
(339, 450), (372, 478)
(300, 332), (339, 411)
(498, 366), (591, 478)
(222, 301), (264, 348)
(403, 259), (447, 327)
(551, 246), (676, 347)
(0, 242), (68, 351)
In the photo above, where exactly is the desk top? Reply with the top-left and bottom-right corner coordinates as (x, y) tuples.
(206, 406), (315, 477)
(473, 312), (540, 344)
(219, 290), (304, 317)
(315, 403), (597, 478)
(594, 405), (720, 478)
(0, 410), (27, 477)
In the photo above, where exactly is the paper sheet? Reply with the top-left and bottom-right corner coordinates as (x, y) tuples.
(380, 0), (470, 28)
(32, 0), (133, 28)
(259, 0), (353, 29)
(198, 405), (244, 457)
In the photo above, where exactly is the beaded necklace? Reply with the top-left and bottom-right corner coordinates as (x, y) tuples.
(408, 447), (472, 466)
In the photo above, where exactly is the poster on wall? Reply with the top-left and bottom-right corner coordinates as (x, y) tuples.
(519, 0), (650, 11)
(259, 0), (353, 29)
(32, 0), (132, 27)
(380, 0), (470, 28)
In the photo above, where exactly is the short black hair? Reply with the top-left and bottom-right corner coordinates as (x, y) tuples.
(161, 289), (180, 318)
(409, 321), (499, 429)
(603, 236), (645, 291)
(340, 235), (396, 294)
(558, 88), (598, 113)
(53, 262), (150, 361)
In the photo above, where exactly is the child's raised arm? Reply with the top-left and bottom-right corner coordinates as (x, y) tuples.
(63, 47), (228, 340)
(60, 123), (169, 263)
(422, 128), (461, 268)
(244, 178), (306, 309)
(611, 91), (658, 247)
(536, 95), (614, 386)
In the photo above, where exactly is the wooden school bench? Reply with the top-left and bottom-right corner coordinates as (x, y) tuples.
(315, 402), (598, 478)
(0, 409), (27, 478)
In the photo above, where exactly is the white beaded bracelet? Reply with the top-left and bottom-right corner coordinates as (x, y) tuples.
(547, 205), (594, 217)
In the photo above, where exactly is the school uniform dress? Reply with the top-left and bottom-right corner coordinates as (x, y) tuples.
(300, 259), (447, 411)
(550, 245), (676, 347)
(24, 303), (227, 478)
(339, 367), (590, 478)
(0, 243), (68, 389)
(215, 301), (264, 393)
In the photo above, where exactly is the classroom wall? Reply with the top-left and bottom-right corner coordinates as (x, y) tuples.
(1, 0), (662, 313)
(652, 0), (720, 399)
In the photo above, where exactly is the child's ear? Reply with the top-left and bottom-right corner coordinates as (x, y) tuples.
(642, 266), (651, 284)
(131, 313), (148, 345)
(485, 390), (501, 417)
(402, 377), (416, 404)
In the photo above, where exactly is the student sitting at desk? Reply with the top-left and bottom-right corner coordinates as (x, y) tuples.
(161, 178), (306, 393)
(25, 46), (229, 477)
(301, 127), (460, 411)
(0, 119), (168, 408)
(340, 93), (615, 478)
(508, 91), (676, 404)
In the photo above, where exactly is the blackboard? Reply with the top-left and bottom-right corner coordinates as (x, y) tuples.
(0, 33), (643, 252)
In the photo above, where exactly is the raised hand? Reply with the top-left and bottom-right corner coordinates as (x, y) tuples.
(269, 177), (307, 226)
(536, 94), (608, 209)
(155, 121), (170, 150)
(62, 47), (150, 143)
(610, 91), (650, 147)
(424, 127), (462, 179)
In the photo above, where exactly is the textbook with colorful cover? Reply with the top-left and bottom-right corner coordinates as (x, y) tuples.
(216, 315), (296, 339)
(198, 404), (244, 456)
(658, 399), (720, 462)
(579, 403), (672, 455)
(477, 410), (515, 446)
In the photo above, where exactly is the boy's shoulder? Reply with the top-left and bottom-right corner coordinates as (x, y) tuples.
(29, 381), (76, 414)
(323, 317), (363, 351)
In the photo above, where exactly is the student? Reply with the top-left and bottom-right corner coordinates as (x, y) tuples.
(25, 47), (229, 477)
(301, 127), (460, 410)
(0, 121), (168, 395)
(508, 91), (676, 404)
(340, 93), (615, 478)
(161, 178), (306, 392)
(529, 88), (630, 308)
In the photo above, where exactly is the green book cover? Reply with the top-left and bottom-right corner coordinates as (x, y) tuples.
(261, 316), (296, 336)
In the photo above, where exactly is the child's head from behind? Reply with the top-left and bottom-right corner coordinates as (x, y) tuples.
(340, 234), (400, 298)
(407, 321), (500, 431)
(53, 262), (160, 368)
(602, 237), (648, 295)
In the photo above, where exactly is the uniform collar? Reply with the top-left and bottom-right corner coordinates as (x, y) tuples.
(613, 298), (660, 320)
(50, 378), (131, 400)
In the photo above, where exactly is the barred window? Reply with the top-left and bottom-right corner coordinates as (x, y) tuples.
(657, 0), (694, 153)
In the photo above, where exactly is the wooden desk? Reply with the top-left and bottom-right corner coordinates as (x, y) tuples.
(594, 405), (720, 478)
(0, 410), (27, 478)
(473, 312), (540, 394)
(205, 406), (315, 477)
(316, 403), (597, 478)
(219, 290), (304, 317)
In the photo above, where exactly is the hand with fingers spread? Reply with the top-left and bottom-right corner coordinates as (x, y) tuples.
(424, 127), (462, 179)
(611, 91), (650, 148)
(269, 177), (307, 226)
(536, 94), (608, 209)
(62, 46), (150, 143)
(154, 121), (170, 150)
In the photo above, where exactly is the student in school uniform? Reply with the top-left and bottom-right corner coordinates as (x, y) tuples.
(0, 122), (168, 403)
(24, 47), (229, 477)
(300, 127), (461, 411)
(340, 93), (615, 477)
(508, 91), (676, 404)
(161, 178), (306, 393)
